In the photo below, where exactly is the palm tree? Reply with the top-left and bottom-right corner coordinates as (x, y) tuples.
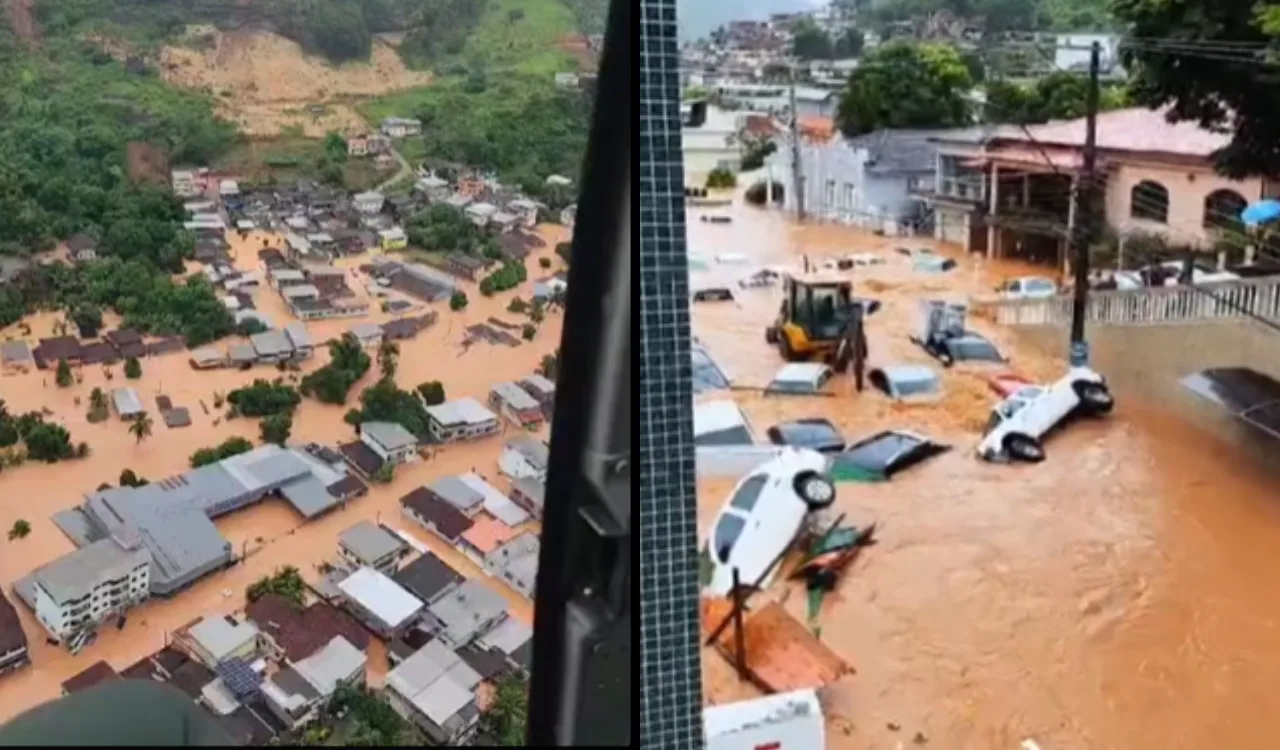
(128, 412), (153, 445)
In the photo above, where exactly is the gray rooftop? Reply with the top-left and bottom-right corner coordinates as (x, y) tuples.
(339, 521), (407, 564)
(32, 537), (150, 606)
(520, 373), (555, 395)
(843, 128), (954, 175)
(511, 477), (545, 509)
(188, 615), (260, 664)
(112, 388), (144, 416)
(228, 343), (257, 364)
(284, 322), (313, 350)
(427, 476), (483, 513)
(505, 436), (549, 471)
(386, 639), (481, 726)
(250, 330), (294, 357)
(348, 322), (383, 340)
(281, 284), (320, 300)
(477, 616), (532, 656)
(294, 636), (366, 696)
(271, 268), (306, 282)
(69, 445), (351, 595)
(0, 340), (32, 364)
(491, 382), (541, 412)
(425, 398), (497, 428)
(426, 580), (508, 647)
(361, 421), (417, 452)
(337, 567), (424, 628)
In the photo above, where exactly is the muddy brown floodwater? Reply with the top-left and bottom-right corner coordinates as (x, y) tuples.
(690, 193), (1280, 750)
(0, 227), (566, 722)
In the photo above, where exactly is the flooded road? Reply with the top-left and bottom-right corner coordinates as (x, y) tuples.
(0, 227), (564, 721)
(690, 195), (1280, 749)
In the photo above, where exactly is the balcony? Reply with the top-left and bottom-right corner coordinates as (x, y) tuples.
(917, 175), (987, 205)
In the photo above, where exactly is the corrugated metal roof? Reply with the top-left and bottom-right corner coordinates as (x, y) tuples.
(337, 567), (423, 628)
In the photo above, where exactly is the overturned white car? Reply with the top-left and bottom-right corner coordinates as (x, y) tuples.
(702, 447), (836, 596)
(976, 366), (1115, 463)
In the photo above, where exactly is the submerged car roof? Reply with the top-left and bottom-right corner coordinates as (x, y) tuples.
(832, 429), (950, 479)
(1181, 367), (1280, 439)
(878, 364), (937, 382)
(767, 418), (844, 447)
(769, 363), (833, 393)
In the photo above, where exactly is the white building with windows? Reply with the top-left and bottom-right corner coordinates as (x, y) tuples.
(424, 398), (500, 443)
(27, 536), (151, 644)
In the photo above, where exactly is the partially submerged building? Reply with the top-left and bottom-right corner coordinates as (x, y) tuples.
(384, 639), (482, 745)
(261, 635), (367, 730)
(338, 521), (410, 576)
(19, 535), (151, 645)
(424, 398), (500, 443)
(488, 382), (545, 429)
(47, 445), (363, 598)
(335, 567), (424, 639)
(498, 436), (549, 482)
(426, 580), (508, 650)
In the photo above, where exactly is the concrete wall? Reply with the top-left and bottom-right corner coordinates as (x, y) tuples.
(1013, 319), (1280, 450)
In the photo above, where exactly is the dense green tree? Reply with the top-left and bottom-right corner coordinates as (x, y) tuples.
(246, 565), (306, 606)
(416, 380), (446, 406)
(260, 413), (293, 445)
(190, 436), (254, 468)
(25, 422), (75, 462)
(299, 335), (371, 405)
(71, 303), (103, 338)
(478, 674), (529, 746)
(837, 41), (973, 137)
(450, 290), (469, 311)
(227, 379), (302, 417)
(55, 359), (73, 388)
(354, 378), (431, 438)
(8, 519), (30, 541)
(1113, 0), (1280, 177)
(123, 355), (142, 379)
(119, 469), (147, 487)
(791, 20), (834, 60)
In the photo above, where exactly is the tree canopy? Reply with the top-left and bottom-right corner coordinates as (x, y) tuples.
(227, 379), (302, 417)
(836, 41), (973, 136)
(246, 565), (306, 607)
(1113, 0), (1280, 177)
(983, 72), (1129, 124)
(190, 436), (254, 468)
(299, 335), (371, 405)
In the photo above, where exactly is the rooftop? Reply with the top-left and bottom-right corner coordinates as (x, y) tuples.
(992, 106), (1232, 158)
(245, 594), (370, 663)
(293, 636), (366, 696)
(250, 330), (294, 357)
(361, 421), (418, 452)
(460, 515), (518, 556)
(58, 445), (353, 594)
(339, 520), (408, 565)
(32, 536), (150, 606)
(0, 588), (27, 659)
(426, 398), (498, 427)
(519, 373), (555, 396)
(477, 616), (532, 657)
(400, 488), (475, 540)
(511, 477), (545, 508)
(505, 436), (549, 470)
(187, 615), (260, 664)
(392, 553), (465, 604)
(491, 382), (541, 411)
(386, 640), (480, 727)
(61, 660), (120, 694)
(456, 472), (530, 527)
(427, 580), (508, 646)
(336, 567), (424, 629)
(340, 440), (385, 477)
(428, 475), (484, 514)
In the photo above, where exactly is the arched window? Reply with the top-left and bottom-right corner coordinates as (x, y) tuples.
(1203, 188), (1247, 230)
(1130, 180), (1170, 223)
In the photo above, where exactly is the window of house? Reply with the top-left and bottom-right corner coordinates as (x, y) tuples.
(843, 183), (855, 210)
(1130, 180), (1170, 223)
(1203, 189), (1247, 230)
(824, 179), (836, 207)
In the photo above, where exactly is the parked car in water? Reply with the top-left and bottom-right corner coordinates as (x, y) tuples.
(1181, 367), (1280, 442)
(766, 418), (846, 454)
(868, 365), (942, 402)
(977, 366), (1115, 463)
(830, 429), (950, 481)
(692, 284), (736, 302)
(702, 448), (836, 596)
(1114, 261), (1242, 290)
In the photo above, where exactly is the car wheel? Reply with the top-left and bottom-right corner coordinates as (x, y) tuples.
(794, 471), (836, 510)
(1074, 381), (1114, 415)
(765, 326), (779, 345)
(1003, 433), (1045, 463)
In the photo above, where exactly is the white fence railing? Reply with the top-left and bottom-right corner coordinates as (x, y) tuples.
(977, 277), (1280, 327)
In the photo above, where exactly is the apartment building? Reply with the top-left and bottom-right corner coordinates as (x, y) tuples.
(424, 398), (501, 443)
(27, 536), (151, 645)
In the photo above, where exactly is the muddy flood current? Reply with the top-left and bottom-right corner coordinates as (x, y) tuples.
(0, 227), (566, 721)
(689, 198), (1280, 749)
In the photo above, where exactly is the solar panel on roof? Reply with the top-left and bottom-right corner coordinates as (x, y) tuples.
(216, 657), (263, 698)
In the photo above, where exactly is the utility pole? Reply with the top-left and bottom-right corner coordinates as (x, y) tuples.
(788, 62), (806, 222)
(1068, 41), (1101, 366)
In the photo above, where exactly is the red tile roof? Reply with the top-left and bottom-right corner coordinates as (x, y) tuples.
(245, 594), (371, 663)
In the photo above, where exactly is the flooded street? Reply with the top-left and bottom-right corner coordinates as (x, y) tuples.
(690, 195), (1280, 749)
(0, 228), (564, 721)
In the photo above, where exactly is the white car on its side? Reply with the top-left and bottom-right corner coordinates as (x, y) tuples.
(702, 447), (836, 596)
(976, 366), (1115, 463)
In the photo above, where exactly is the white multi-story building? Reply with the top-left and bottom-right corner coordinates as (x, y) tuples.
(29, 536), (151, 645)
